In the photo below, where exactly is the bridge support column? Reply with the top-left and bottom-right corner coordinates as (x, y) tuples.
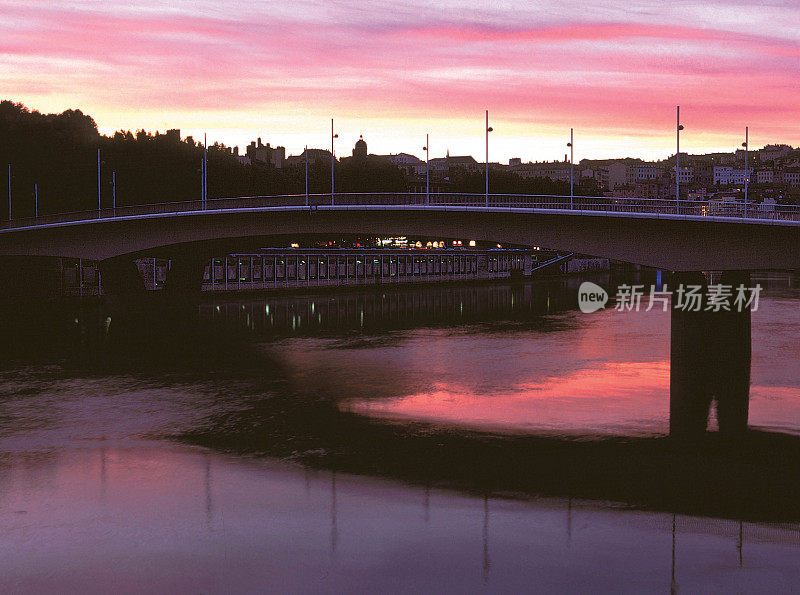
(163, 255), (208, 296)
(669, 271), (751, 439)
(715, 271), (751, 435)
(670, 272), (714, 439)
(98, 256), (146, 297)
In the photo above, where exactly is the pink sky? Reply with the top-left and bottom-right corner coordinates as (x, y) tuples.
(2, 1), (799, 162)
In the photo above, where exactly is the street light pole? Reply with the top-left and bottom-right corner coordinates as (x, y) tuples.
(204, 132), (208, 207)
(7, 164), (10, 221)
(567, 128), (574, 208)
(305, 145), (309, 206)
(743, 126), (749, 218)
(97, 148), (101, 212)
(424, 134), (429, 205)
(676, 106), (684, 213)
(331, 119), (338, 205)
(485, 110), (493, 207)
(112, 171), (116, 211)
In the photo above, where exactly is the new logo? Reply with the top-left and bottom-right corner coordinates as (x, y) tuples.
(578, 281), (608, 313)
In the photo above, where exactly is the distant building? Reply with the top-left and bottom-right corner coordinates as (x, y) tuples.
(756, 169), (774, 184)
(445, 155), (480, 171)
(606, 162), (630, 190)
(633, 164), (664, 182)
(232, 147), (251, 165)
(353, 135), (367, 162)
(246, 138), (285, 168)
(674, 165), (694, 185)
(428, 155), (480, 177)
(781, 168), (800, 187)
(511, 160), (571, 182)
(713, 166), (752, 185)
(382, 153), (425, 176)
(760, 144), (794, 162)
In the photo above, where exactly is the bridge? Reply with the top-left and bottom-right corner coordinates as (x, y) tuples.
(1, 193), (799, 271)
(1, 191), (796, 440)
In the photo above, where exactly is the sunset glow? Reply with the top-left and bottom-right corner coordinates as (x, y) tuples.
(3, 1), (800, 161)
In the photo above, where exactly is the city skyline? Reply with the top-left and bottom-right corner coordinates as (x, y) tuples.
(3, 1), (800, 162)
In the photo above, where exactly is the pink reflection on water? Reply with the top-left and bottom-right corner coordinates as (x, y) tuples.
(345, 359), (800, 437)
(345, 360), (671, 436)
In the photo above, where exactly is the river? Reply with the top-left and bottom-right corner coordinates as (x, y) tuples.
(1, 272), (799, 592)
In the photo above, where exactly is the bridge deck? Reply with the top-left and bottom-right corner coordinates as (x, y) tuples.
(2, 193), (799, 232)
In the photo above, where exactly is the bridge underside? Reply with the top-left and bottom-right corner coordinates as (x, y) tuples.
(1, 207), (799, 271)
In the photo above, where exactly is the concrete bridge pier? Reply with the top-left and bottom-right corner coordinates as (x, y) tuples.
(670, 272), (751, 439)
(156, 254), (210, 328)
(669, 272), (714, 439)
(163, 254), (208, 296)
(98, 256), (146, 297)
(97, 256), (149, 333)
(99, 256), (147, 297)
(99, 253), (207, 328)
(714, 271), (752, 435)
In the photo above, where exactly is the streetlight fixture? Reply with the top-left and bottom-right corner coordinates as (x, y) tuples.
(423, 134), (429, 205)
(567, 128), (574, 208)
(742, 126), (749, 217)
(485, 110), (493, 207)
(331, 118), (338, 205)
(676, 106), (684, 213)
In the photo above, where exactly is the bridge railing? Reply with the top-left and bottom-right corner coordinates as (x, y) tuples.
(2, 193), (800, 229)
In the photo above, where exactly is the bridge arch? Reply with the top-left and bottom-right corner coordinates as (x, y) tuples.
(1, 205), (799, 271)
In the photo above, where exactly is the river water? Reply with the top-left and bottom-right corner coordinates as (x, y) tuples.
(1, 273), (799, 592)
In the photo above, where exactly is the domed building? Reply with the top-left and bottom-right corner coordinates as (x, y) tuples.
(353, 135), (367, 162)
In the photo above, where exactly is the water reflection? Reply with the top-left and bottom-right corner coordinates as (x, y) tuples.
(343, 359), (671, 436)
(1, 446), (799, 592)
(2, 274), (800, 589)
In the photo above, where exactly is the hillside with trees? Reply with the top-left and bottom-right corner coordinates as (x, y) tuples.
(1, 100), (583, 218)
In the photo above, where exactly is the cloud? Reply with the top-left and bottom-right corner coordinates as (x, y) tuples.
(2, 1), (798, 159)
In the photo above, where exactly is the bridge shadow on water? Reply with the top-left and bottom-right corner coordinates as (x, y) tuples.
(2, 276), (800, 523)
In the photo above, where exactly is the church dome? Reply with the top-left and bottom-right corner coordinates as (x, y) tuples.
(353, 135), (367, 159)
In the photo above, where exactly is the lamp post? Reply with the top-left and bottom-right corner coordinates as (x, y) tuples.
(742, 127), (749, 218)
(423, 134), (429, 205)
(485, 110), (493, 207)
(200, 158), (205, 202)
(331, 119), (338, 205)
(676, 106), (684, 213)
(204, 132), (208, 207)
(567, 128), (574, 208)
(112, 171), (116, 211)
(305, 145), (309, 206)
(97, 148), (101, 212)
